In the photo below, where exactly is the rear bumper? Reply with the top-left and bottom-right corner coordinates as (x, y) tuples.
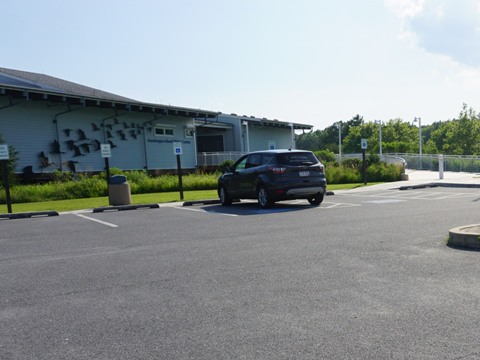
(285, 186), (326, 197)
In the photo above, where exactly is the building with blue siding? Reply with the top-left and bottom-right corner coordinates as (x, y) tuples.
(0, 67), (313, 176)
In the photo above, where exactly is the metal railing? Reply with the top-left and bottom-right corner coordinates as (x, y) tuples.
(387, 153), (480, 172)
(342, 153), (480, 173)
(341, 153), (407, 166)
(197, 151), (480, 173)
(197, 152), (245, 167)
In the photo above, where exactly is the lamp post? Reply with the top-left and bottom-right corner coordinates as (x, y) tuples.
(413, 117), (422, 169)
(336, 121), (342, 162)
(242, 121), (250, 153)
(288, 123), (295, 149)
(374, 120), (382, 158)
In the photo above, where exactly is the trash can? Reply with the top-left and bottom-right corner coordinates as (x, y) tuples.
(108, 175), (131, 206)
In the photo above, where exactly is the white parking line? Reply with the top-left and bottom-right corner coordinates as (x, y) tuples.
(75, 213), (119, 228)
(320, 202), (361, 209)
(364, 199), (405, 204)
(175, 206), (239, 216)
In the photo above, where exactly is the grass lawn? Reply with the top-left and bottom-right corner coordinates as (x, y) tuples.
(0, 184), (372, 214)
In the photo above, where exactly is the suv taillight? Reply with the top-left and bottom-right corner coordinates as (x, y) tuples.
(319, 165), (324, 172)
(268, 166), (287, 175)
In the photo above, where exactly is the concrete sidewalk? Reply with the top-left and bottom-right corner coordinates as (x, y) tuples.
(399, 169), (480, 189)
(334, 169), (480, 194)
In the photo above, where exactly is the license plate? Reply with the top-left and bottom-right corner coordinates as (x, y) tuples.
(299, 171), (310, 177)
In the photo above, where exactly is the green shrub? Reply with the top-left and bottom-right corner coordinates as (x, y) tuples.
(218, 160), (234, 174)
(326, 166), (361, 184)
(314, 150), (337, 163)
(0, 164), (402, 204)
(342, 158), (362, 170)
(366, 163), (403, 182)
(368, 154), (380, 165)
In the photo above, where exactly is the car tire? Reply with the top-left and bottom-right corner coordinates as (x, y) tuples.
(308, 193), (324, 206)
(219, 186), (232, 206)
(257, 186), (274, 208)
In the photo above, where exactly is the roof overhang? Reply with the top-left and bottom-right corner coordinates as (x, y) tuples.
(194, 119), (233, 129)
(0, 85), (218, 119)
(240, 117), (312, 130)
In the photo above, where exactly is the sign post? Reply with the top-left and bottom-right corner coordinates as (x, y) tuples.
(0, 144), (12, 213)
(438, 154), (444, 180)
(101, 144), (112, 184)
(361, 139), (368, 185)
(173, 142), (184, 200)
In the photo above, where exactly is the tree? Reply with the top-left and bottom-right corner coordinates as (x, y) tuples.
(297, 104), (480, 156)
(425, 104), (480, 155)
(342, 122), (376, 153)
(296, 114), (364, 152)
(380, 119), (418, 153)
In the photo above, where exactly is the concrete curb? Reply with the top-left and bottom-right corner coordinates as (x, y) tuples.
(92, 203), (160, 213)
(448, 224), (480, 250)
(0, 211), (59, 220)
(399, 182), (480, 190)
(183, 199), (221, 206)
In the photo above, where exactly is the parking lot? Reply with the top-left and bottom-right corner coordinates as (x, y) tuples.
(2, 186), (480, 359)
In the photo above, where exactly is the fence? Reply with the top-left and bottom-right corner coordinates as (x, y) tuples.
(198, 151), (480, 173)
(342, 153), (480, 173)
(388, 153), (480, 173)
(197, 152), (245, 167)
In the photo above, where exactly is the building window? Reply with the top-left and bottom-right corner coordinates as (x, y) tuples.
(155, 125), (175, 137)
(185, 128), (194, 138)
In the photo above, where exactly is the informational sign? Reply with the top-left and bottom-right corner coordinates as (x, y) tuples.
(268, 141), (276, 150)
(173, 142), (183, 155)
(101, 144), (111, 158)
(1, 144), (12, 213)
(0, 144), (9, 160)
(361, 138), (368, 150)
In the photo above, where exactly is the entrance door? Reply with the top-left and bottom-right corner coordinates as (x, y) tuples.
(197, 135), (224, 152)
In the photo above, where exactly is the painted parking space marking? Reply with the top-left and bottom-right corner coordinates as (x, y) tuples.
(75, 213), (119, 228)
(364, 199), (405, 204)
(339, 189), (480, 201)
(319, 202), (361, 209)
(176, 206), (239, 217)
(163, 200), (362, 216)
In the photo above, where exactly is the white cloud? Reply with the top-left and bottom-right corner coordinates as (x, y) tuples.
(384, 0), (425, 17)
(386, 0), (480, 67)
(458, 67), (480, 89)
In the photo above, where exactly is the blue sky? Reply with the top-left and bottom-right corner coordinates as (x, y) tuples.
(3, 0), (480, 130)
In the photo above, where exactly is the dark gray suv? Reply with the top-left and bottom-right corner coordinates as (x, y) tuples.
(218, 149), (327, 208)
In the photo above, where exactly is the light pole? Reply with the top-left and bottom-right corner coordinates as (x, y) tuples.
(413, 117), (422, 169)
(374, 120), (382, 158)
(288, 123), (295, 150)
(242, 121), (250, 153)
(336, 121), (342, 162)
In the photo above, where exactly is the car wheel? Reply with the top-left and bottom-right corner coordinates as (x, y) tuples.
(257, 186), (274, 208)
(308, 193), (324, 206)
(219, 186), (232, 206)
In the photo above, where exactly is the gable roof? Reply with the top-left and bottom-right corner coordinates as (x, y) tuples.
(0, 67), (135, 102)
(0, 67), (217, 118)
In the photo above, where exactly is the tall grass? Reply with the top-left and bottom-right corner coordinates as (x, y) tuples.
(0, 171), (220, 204)
(0, 162), (403, 204)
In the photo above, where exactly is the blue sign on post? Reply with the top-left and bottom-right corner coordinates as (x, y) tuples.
(361, 138), (368, 150)
(173, 142), (184, 200)
(173, 142), (183, 155)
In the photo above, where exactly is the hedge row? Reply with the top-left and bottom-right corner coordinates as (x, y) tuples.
(0, 161), (403, 204)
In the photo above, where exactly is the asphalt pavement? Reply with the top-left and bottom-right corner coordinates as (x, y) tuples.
(2, 170), (480, 359)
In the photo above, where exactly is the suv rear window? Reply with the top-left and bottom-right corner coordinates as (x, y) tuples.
(276, 152), (318, 166)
